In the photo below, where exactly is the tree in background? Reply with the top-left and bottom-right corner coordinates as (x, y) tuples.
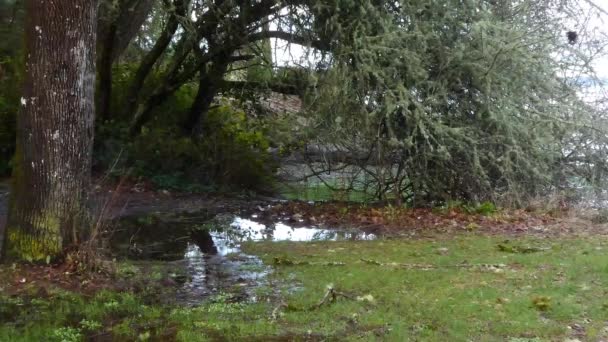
(297, 0), (608, 205)
(88, 0), (608, 204)
(0, 0), (23, 176)
(2, 0), (97, 262)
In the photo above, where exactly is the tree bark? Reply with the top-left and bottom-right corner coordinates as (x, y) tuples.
(128, 85), (172, 136)
(112, 0), (155, 60)
(2, 0), (97, 262)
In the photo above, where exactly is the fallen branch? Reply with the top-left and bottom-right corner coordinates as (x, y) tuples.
(360, 259), (508, 272)
(270, 284), (376, 320)
(271, 301), (288, 321)
(273, 257), (345, 266)
(496, 244), (550, 254)
(272, 256), (508, 272)
(311, 285), (356, 310)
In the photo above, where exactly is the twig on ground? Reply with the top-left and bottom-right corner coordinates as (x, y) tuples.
(271, 301), (288, 321)
(311, 285), (356, 310)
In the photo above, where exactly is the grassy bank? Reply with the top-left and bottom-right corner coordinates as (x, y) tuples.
(2, 234), (608, 341)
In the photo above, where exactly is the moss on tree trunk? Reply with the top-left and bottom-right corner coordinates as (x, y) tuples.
(2, 0), (97, 262)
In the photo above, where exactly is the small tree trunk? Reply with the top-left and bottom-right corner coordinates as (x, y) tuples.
(123, 0), (185, 118)
(182, 75), (219, 137)
(128, 86), (171, 136)
(128, 39), (195, 136)
(182, 61), (228, 136)
(96, 21), (116, 122)
(2, 0), (97, 262)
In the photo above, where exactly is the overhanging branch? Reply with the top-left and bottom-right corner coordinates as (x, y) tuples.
(248, 30), (330, 51)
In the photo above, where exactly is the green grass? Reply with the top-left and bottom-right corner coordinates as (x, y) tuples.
(240, 235), (608, 341)
(2, 235), (608, 341)
(0, 289), (167, 341)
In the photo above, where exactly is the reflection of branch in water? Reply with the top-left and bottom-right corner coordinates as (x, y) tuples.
(312, 230), (335, 241)
(128, 226), (142, 255)
(190, 229), (218, 255)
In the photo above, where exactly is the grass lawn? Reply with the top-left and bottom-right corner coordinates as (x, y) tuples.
(2, 234), (608, 341)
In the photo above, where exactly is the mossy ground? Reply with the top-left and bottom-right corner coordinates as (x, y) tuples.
(2, 233), (608, 341)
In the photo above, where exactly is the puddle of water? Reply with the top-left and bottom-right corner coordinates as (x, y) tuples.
(110, 214), (376, 305)
(173, 242), (269, 304)
(228, 217), (377, 244)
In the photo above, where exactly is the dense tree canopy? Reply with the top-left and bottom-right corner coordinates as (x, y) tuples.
(295, 0), (608, 204)
(0, 0), (607, 204)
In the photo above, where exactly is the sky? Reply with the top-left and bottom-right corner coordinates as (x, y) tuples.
(584, 0), (608, 80)
(575, 0), (608, 105)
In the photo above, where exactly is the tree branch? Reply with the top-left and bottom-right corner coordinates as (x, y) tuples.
(581, 0), (608, 16)
(248, 30), (330, 51)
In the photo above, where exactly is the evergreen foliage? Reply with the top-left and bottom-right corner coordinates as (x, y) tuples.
(299, 0), (608, 205)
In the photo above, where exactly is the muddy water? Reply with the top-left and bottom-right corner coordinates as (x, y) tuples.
(111, 213), (376, 305)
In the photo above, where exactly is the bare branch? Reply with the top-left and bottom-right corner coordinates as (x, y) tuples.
(581, 0), (608, 16)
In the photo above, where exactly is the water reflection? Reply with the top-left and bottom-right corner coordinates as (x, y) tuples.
(228, 217), (377, 244)
(176, 242), (269, 304)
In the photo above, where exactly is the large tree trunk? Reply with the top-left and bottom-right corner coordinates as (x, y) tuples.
(2, 0), (97, 262)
